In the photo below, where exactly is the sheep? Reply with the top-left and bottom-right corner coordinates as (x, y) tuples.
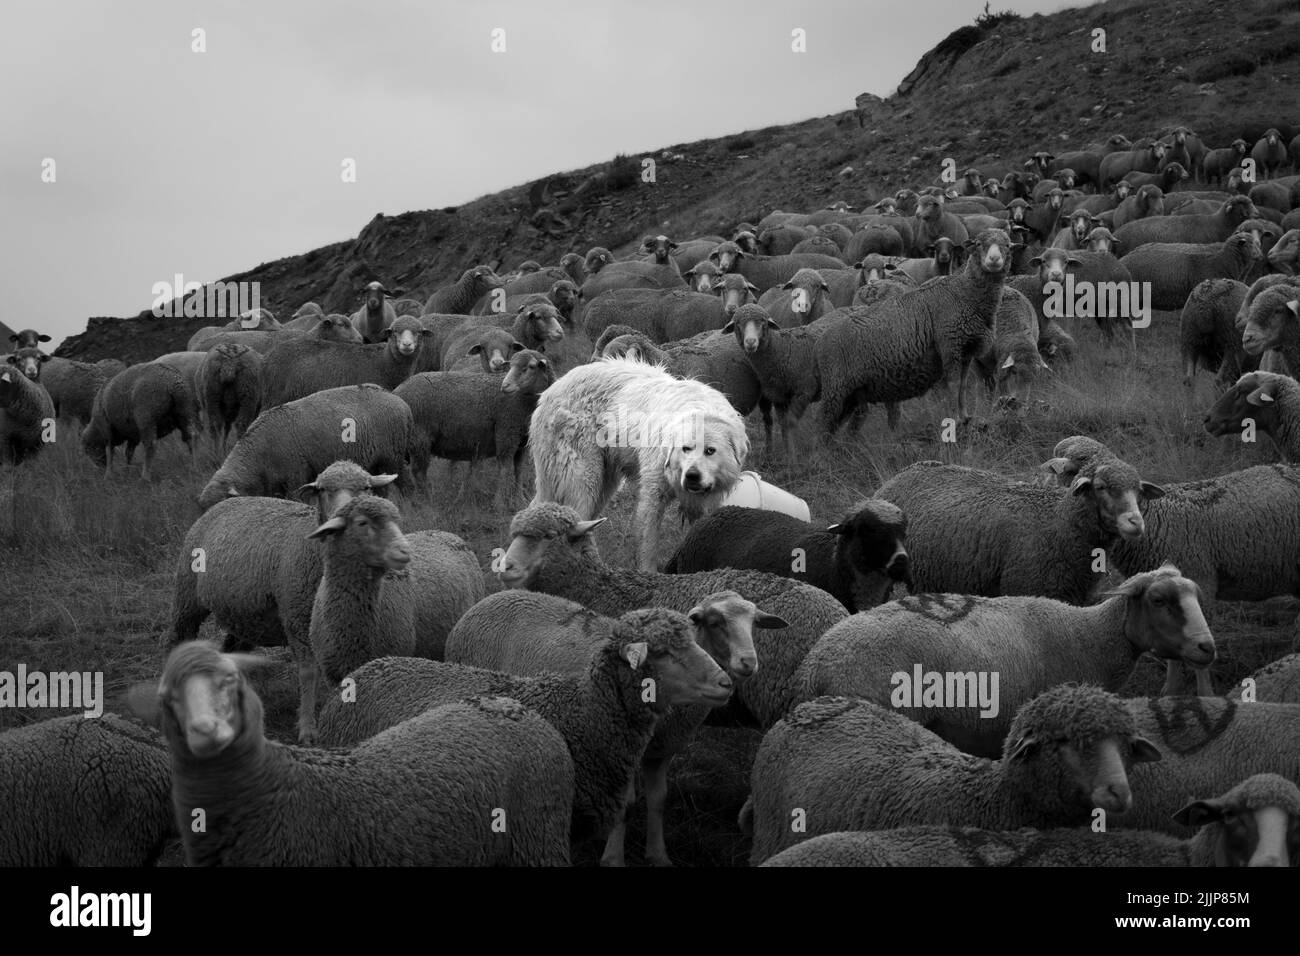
(1251, 128), (1289, 180)
(1234, 275), (1300, 334)
(663, 501), (911, 612)
(152, 350), (205, 403)
(798, 565), (1215, 758)
(761, 774), (1300, 867)
(582, 278), (755, 343)
(1241, 285), (1300, 372)
(814, 228), (1011, 432)
(1015, 244), (1137, 349)
(1052, 208), (1102, 250)
(7, 328), (50, 348)
(1121, 162), (1189, 192)
(1031, 168), (1077, 201)
(1020, 190), (1070, 245)
(580, 253), (684, 300)
(197, 384), (414, 508)
(1204, 139), (1251, 187)
(496, 502), (849, 730)
(711, 245), (846, 295)
(1099, 140), (1168, 189)
(423, 265), (503, 316)
(217, 308), (280, 331)
(814, 221), (854, 251)
(851, 266), (918, 308)
(789, 235), (844, 261)
(389, 297), (424, 318)
(1120, 696), (1300, 835)
(744, 685), (1162, 863)
(170, 460), (400, 742)
(428, 300), (564, 372)
(670, 237), (727, 272)
(1204, 371), (1300, 462)
(306, 495), (484, 689)
(196, 343), (263, 446)
(474, 278), (581, 322)
(683, 260), (724, 294)
(974, 285), (1051, 403)
(1110, 184), (1166, 230)
(1120, 232), (1262, 311)
(1266, 227), (1300, 275)
(396, 349), (554, 503)
(723, 305), (824, 456)
(1179, 278), (1254, 386)
(1062, 179), (1133, 218)
(498, 254), (584, 299)
(1248, 181), (1294, 215)
(1115, 196), (1260, 251)
(756, 268), (833, 328)
(0, 715), (173, 866)
(190, 320), (360, 354)
(158, 641), (573, 866)
(842, 223), (907, 263)
(873, 456), (1164, 604)
(892, 236), (963, 283)
(25, 356), (114, 428)
(757, 224), (814, 256)
(1233, 654), (1300, 704)
(445, 325), (522, 373)
(909, 193), (970, 255)
(444, 591), (773, 866)
(319, 606), (733, 864)
(527, 359), (750, 571)
(80, 361), (193, 479)
(4, 345), (48, 381)
(258, 315), (432, 407)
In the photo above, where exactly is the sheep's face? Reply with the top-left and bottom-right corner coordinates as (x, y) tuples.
(1056, 167), (1076, 188)
(930, 239), (956, 269)
(162, 651), (246, 759)
(1174, 777), (1300, 867)
(472, 265), (504, 291)
(709, 242), (743, 273)
(1114, 180), (1133, 200)
(1266, 230), (1299, 274)
(828, 501), (913, 597)
(713, 275), (758, 316)
(516, 260), (542, 275)
(318, 315), (364, 343)
(995, 344), (1049, 401)
(915, 195), (943, 223)
(631, 610), (735, 706)
(642, 234), (678, 264)
(363, 282), (386, 311)
(968, 230), (1009, 274)
(309, 498), (411, 573)
(783, 270), (828, 317)
(981, 180), (1000, 198)
(1151, 142), (1167, 160)
(1085, 229), (1116, 254)
(383, 317), (428, 357)
(520, 303), (565, 343)
(559, 253), (584, 278)
(877, 198), (900, 213)
(686, 591), (785, 680)
(1203, 372), (1281, 437)
(10, 329), (51, 348)
(1032, 250), (1078, 285)
(1225, 196), (1260, 224)
(858, 255), (890, 282)
(500, 350), (553, 396)
(1069, 212), (1093, 242)
(733, 231), (759, 254)
(1265, 129), (1281, 147)
(1121, 570), (1216, 667)
(470, 331), (523, 372)
(1007, 731), (1159, 816)
(1233, 139), (1248, 155)
(686, 262), (721, 293)
(723, 306), (778, 354)
(1107, 134), (1132, 151)
(1006, 199), (1028, 224)
(497, 515), (605, 589)
(6, 348), (47, 381)
(1070, 466), (1162, 542)
(549, 280), (580, 316)
(1242, 291), (1300, 355)
(583, 248), (613, 276)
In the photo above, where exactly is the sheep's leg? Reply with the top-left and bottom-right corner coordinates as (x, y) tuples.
(141, 437), (157, 482)
(634, 484), (668, 571)
(642, 756), (673, 867)
(297, 654), (320, 746)
(599, 777), (635, 867)
(956, 360), (973, 423)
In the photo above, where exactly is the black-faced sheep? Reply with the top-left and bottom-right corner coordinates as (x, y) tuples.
(348, 281), (399, 343)
(722, 305), (823, 456)
(1251, 128), (1289, 180)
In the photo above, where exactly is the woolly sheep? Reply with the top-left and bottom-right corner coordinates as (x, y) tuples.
(472, 279), (581, 323)
(842, 223), (906, 263)
(389, 297), (424, 318)
(1120, 233), (1261, 311)
(1241, 286), (1300, 372)
(756, 268), (833, 328)
(1115, 196), (1259, 251)
(428, 301), (564, 372)
(664, 501), (911, 612)
(496, 502), (848, 729)
(1204, 371), (1300, 461)
(723, 305), (824, 456)
(196, 343), (263, 445)
(974, 286), (1050, 403)
(910, 194), (970, 255)
(892, 236), (963, 284)
(169, 460), (398, 742)
(445, 325), (522, 373)
(0, 715), (173, 866)
(580, 253), (684, 299)
(1110, 184), (1166, 230)
(1251, 128), (1289, 180)
(26, 355), (112, 428)
(396, 349), (554, 503)
(814, 228), (1011, 432)
(1099, 140), (1168, 189)
(745, 685), (1162, 863)
(306, 494), (484, 686)
(582, 279), (756, 343)
(874, 457), (1163, 603)
(259, 315), (432, 407)
(1121, 162), (1189, 193)
(762, 774), (1300, 867)
(757, 224), (814, 256)
(4, 346), (48, 382)
(711, 245), (846, 295)
(197, 384), (414, 509)
(497, 255), (585, 299)
(1178, 279), (1254, 386)
(1204, 139), (1250, 187)
(319, 607), (733, 862)
(423, 266), (503, 317)
(798, 565), (1215, 758)
(152, 350), (205, 403)
(1013, 245), (1136, 349)
(158, 641), (573, 866)
(0, 360), (54, 465)
(81, 361), (194, 479)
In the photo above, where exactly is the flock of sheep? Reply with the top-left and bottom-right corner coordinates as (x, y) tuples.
(3, 120), (1300, 868)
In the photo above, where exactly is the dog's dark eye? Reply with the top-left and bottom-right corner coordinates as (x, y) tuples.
(705, 447), (716, 456)
(681, 445), (693, 453)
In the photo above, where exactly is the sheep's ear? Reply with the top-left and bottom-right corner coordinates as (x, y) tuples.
(852, 260), (864, 269)
(294, 480), (319, 501)
(379, 328), (393, 340)
(307, 515), (348, 539)
(1000, 354), (1016, 370)
(566, 517), (607, 540)
(1140, 481), (1166, 500)
(826, 522), (847, 534)
(1066, 257), (1082, 267)
(1287, 299), (1300, 318)
(820, 280), (830, 292)
(1069, 475), (1094, 496)
(367, 474), (398, 488)
(924, 244), (936, 255)
(1130, 736), (1162, 763)
(1042, 456), (1078, 479)
(668, 240), (679, 250)
(754, 612), (790, 629)
(745, 282), (760, 295)
(510, 342), (525, 354)
(721, 320), (735, 333)
(621, 641), (649, 669)
(781, 279), (796, 290)
(1172, 796), (1223, 828)
(3, 355), (15, 366)
(420, 327), (433, 337)
(683, 266), (698, 278)
(226, 487), (240, 497)
(39, 353), (52, 363)
(1246, 383), (1276, 405)
(1005, 732), (1040, 762)
(766, 317), (781, 330)
(641, 236), (656, 249)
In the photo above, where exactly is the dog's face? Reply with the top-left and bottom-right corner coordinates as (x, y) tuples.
(662, 414), (747, 515)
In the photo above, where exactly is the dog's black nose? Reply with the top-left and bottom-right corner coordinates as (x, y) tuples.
(686, 467), (701, 479)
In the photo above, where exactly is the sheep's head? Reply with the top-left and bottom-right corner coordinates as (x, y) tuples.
(158, 641), (266, 759)
(723, 304), (779, 354)
(1001, 684), (1161, 818)
(1220, 195), (1260, 226)
(516, 301), (565, 344)
(500, 349), (553, 397)
(1263, 128), (1282, 147)
(928, 236), (961, 272)
(612, 608), (735, 709)
(361, 280), (390, 312)
(468, 327), (524, 372)
(583, 247), (614, 276)
(547, 279), (581, 319)
(827, 499), (912, 598)
(641, 234), (678, 264)
(1023, 151), (1054, 174)
(686, 591), (786, 682)
(295, 460), (397, 523)
(381, 315), (430, 357)
(1242, 287), (1300, 356)
(981, 179), (1000, 198)
(1135, 184), (1164, 215)
(856, 253), (899, 283)
(780, 268), (830, 318)
(1084, 227), (1118, 255)
(9, 329), (51, 349)
(1173, 774), (1300, 867)
(684, 260), (723, 293)
(1224, 231), (1263, 267)
(1232, 138), (1249, 155)
(1054, 168), (1076, 189)
(733, 230), (760, 254)
(1205, 371), (1289, 444)
(5, 347), (49, 381)
(1105, 134), (1133, 151)
(559, 252), (585, 280)
(1046, 187), (1066, 211)
(1106, 564), (1215, 667)
(308, 495), (411, 576)
(1114, 180), (1133, 200)
(964, 229), (1010, 275)
(1227, 167), (1246, 191)
(1031, 248), (1082, 285)
(709, 241), (744, 273)
(875, 197), (900, 214)
(1267, 229), (1300, 275)
(468, 264), (503, 292)
(498, 502), (605, 589)
(1070, 457), (1164, 542)
(598, 332), (658, 362)
(317, 314), (365, 343)
(515, 260), (542, 275)
(712, 273), (759, 316)
(1005, 198), (1030, 224)
(292, 302), (324, 320)
(1150, 141), (1167, 160)
(1065, 210), (1098, 242)
(915, 194), (945, 223)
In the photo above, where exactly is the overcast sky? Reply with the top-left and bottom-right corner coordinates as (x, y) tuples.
(1, 0), (1091, 346)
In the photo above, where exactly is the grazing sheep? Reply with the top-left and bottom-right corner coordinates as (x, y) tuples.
(756, 268), (833, 328)
(170, 461), (399, 742)
(1204, 139), (1251, 187)
(815, 228), (1011, 432)
(496, 502), (848, 729)
(25, 355), (110, 428)
(798, 565), (1215, 758)
(152, 350), (205, 403)
(196, 343), (263, 445)
(762, 774), (1300, 867)
(1120, 233), (1261, 311)
(81, 361), (193, 479)
(158, 641), (573, 866)
(1251, 128), (1289, 180)
(1116, 196), (1260, 251)
(306, 494), (483, 688)
(723, 305), (823, 456)
(974, 285), (1050, 402)
(197, 384), (414, 508)
(1204, 371), (1300, 462)
(745, 685), (1162, 863)
(396, 349), (554, 503)
(0, 715), (173, 866)
(423, 265), (503, 316)
(874, 457), (1163, 603)
(259, 315), (431, 407)
(320, 606), (733, 863)
(1099, 140), (1168, 189)
(582, 278), (755, 343)
(1179, 279), (1255, 386)
(527, 359), (749, 571)
(1241, 285), (1300, 371)
(664, 501), (911, 612)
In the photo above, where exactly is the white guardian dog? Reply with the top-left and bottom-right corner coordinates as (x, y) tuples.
(528, 358), (749, 570)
